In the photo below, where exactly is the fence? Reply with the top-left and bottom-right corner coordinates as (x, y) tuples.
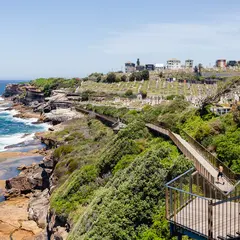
(181, 130), (239, 184)
(166, 168), (240, 240)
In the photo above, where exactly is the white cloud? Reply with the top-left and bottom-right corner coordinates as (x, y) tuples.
(91, 20), (240, 65)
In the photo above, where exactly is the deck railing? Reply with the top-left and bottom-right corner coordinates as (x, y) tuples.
(181, 130), (239, 184)
(166, 168), (240, 240)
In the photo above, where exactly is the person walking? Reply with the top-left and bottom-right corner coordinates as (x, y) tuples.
(217, 165), (224, 184)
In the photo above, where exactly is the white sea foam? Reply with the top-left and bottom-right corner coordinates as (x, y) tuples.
(0, 97), (4, 101)
(0, 133), (35, 152)
(0, 110), (51, 152)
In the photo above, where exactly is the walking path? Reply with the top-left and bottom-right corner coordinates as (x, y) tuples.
(146, 123), (233, 193)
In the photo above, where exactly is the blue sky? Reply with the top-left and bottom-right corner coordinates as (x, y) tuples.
(0, 0), (240, 79)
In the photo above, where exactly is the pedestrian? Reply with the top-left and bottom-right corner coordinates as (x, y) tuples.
(217, 165), (224, 185)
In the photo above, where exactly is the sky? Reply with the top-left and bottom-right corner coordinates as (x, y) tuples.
(0, 0), (240, 80)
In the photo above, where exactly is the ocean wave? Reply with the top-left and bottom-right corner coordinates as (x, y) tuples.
(0, 109), (51, 152)
(0, 133), (35, 152)
(0, 97), (4, 101)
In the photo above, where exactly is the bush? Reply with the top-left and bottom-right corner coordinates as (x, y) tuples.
(121, 75), (127, 82)
(141, 70), (149, 80)
(53, 145), (74, 159)
(140, 90), (147, 99)
(106, 72), (117, 83)
(125, 89), (133, 97)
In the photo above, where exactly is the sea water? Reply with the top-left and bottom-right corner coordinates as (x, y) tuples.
(0, 80), (49, 151)
(0, 80), (49, 183)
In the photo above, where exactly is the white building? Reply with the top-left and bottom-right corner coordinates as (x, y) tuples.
(167, 58), (181, 70)
(185, 59), (194, 68)
(154, 63), (165, 71)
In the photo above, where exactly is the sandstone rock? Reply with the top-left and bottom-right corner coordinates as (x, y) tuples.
(18, 164), (27, 171)
(44, 109), (83, 124)
(28, 189), (50, 229)
(11, 229), (34, 240)
(6, 176), (32, 192)
(31, 231), (48, 240)
(6, 165), (51, 197)
(42, 156), (54, 169)
(21, 220), (43, 235)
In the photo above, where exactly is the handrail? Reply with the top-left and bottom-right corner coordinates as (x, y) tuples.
(167, 185), (211, 201)
(146, 123), (237, 195)
(166, 167), (195, 186)
(181, 129), (239, 183)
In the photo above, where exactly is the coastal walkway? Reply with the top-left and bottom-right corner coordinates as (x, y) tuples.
(75, 106), (240, 239)
(146, 123), (234, 193)
(145, 123), (240, 239)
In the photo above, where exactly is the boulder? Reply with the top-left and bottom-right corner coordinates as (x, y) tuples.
(41, 156), (54, 169)
(28, 189), (50, 229)
(5, 165), (51, 197)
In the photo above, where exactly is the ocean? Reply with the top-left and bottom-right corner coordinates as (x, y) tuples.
(0, 80), (49, 152)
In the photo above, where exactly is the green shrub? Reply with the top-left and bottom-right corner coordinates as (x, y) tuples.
(53, 145), (74, 159)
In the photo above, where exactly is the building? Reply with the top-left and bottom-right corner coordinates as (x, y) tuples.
(167, 58), (181, 70)
(154, 63), (165, 72)
(125, 62), (136, 73)
(216, 59), (226, 68)
(136, 65), (145, 71)
(145, 64), (155, 71)
(185, 59), (193, 68)
(227, 60), (238, 67)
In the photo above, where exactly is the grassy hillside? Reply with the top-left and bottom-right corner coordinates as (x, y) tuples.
(48, 117), (191, 239)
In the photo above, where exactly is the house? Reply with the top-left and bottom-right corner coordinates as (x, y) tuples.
(136, 65), (145, 71)
(145, 64), (155, 71)
(154, 63), (165, 71)
(125, 62), (136, 73)
(185, 59), (193, 68)
(216, 59), (226, 68)
(167, 58), (181, 70)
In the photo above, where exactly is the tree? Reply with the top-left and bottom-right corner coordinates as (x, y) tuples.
(141, 70), (150, 80)
(137, 58), (140, 66)
(140, 90), (147, 99)
(129, 73), (135, 82)
(198, 63), (203, 76)
(121, 75), (127, 82)
(125, 89), (133, 97)
(135, 72), (142, 81)
(106, 72), (116, 83)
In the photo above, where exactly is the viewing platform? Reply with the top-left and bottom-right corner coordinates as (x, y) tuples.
(145, 123), (240, 239)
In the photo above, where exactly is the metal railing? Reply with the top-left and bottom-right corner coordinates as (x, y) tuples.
(146, 123), (239, 190)
(168, 131), (215, 185)
(181, 130), (239, 184)
(166, 169), (240, 240)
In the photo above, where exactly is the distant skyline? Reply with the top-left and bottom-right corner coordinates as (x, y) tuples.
(0, 0), (240, 79)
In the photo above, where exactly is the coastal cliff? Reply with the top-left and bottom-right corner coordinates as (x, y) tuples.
(1, 78), (239, 240)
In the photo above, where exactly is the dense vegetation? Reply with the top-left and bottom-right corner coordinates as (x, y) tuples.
(80, 95), (240, 173)
(49, 117), (191, 239)
(31, 78), (81, 96)
(31, 77), (239, 239)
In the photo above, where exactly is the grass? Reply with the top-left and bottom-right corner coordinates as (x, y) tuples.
(79, 79), (217, 99)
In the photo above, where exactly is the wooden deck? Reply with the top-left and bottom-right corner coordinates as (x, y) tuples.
(172, 132), (233, 193)
(146, 123), (234, 193)
(172, 198), (240, 239)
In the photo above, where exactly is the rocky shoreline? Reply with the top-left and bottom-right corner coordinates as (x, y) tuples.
(0, 85), (76, 239)
(0, 83), (88, 239)
(0, 103), (51, 239)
